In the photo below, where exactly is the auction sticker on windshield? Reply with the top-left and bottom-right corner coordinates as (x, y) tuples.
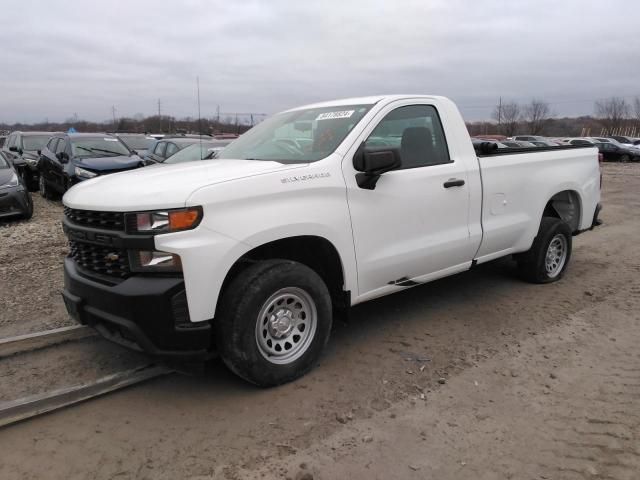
(316, 110), (354, 121)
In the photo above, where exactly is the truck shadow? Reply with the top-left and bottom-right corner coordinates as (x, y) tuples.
(157, 256), (520, 393)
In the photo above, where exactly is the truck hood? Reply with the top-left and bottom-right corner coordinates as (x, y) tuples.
(63, 159), (307, 211)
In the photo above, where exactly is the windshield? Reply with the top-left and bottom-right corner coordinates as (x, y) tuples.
(71, 137), (131, 158)
(22, 135), (50, 151)
(216, 104), (373, 163)
(164, 142), (231, 164)
(118, 135), (154, 150)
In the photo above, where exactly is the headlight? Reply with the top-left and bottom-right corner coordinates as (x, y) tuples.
(25, 158), (39, 167)
(129, 250), (182, 272)
(75, 166), (97, 179)
(126, 207), (203, 234)
(0, 174), (19, 189)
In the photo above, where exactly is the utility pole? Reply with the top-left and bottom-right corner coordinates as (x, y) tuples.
(497, 96), (502, 127)
(111, 105), (117, 129)
(158, 99), (162, 132)
(197, 76), (202, 135)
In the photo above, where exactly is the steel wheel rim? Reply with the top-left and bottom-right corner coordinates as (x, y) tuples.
(545, 234), (567, 278)
(255, 287), (317, 365)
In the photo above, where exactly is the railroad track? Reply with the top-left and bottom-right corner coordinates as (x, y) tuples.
(0, 326), (173, 428)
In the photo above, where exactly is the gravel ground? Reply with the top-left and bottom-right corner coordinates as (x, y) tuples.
(0, 163), (638, 480)
(0, 195), (69, 337)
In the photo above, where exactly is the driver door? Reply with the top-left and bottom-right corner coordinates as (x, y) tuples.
(343, 101), (480, 301)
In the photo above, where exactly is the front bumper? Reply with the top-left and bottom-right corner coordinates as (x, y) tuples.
(62, 257), (212, 360)
(0, 187), (30, 218)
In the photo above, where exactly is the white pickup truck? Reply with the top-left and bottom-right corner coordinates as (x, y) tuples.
(61, 95), (602, 386)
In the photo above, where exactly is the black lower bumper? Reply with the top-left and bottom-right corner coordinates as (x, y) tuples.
(62, 257), (212, 360)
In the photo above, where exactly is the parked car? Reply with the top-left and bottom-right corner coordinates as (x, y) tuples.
(529, 139), (560, 147)
(38, 133), (144, 198)
(0, 151), (33, 220)
(593, 142), (640, 162)
(142, 137), (213, 164)
(510, 135), (548, 142)
(502, 140), (537, 148)
(2, 131), (57, 191)
(608, 135), (635, 146)
(115, 134), (156, 157)
(160, 140), (233, 165)
(61, 94), (602, 386)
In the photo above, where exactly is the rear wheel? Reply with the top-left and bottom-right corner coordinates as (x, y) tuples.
(517, 217), (572, 283)
(215, 259), (332, 387)
(620, 154), (630, 162)
(39, 175), (55, 199)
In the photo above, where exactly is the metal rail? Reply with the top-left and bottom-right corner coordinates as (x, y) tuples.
(0, 364), (173, 428)
(0, 325), (95, 359)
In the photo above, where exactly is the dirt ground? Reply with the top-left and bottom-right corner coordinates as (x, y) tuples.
(0, 195), (69, 337)
(0, 163), (638, 479)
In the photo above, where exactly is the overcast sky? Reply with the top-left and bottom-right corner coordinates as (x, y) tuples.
(2, 0), (638, 123)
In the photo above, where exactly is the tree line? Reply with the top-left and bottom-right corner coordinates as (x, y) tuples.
(0, 114), (258, 137)
(467, 96), (640, 137)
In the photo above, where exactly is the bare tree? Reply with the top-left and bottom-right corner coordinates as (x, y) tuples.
(522, 99), (551, 134)
(594, 97), (629, 131)
(634, 97), (640, 123)
(492, 101), (521, 136)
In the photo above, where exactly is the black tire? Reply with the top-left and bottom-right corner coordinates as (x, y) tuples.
(39, 174), (55, 199)
(21, 192), (33, 220)
(620, 154), (630, 163)
(517, 217), (572, 284)
(215, 259), (332, 387)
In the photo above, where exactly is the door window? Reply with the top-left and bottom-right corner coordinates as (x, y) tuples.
(365, 105), (450, 169)
(55, 139), (67, 154)
(165, 142), (179, 157)
(48, 138), (59, 152)
(154, 142), (166, 157)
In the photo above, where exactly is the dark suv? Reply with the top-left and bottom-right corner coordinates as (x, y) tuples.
(38, 133), (144, 198)
(2, 131), (56, 190)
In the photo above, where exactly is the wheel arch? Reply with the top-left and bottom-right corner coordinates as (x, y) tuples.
(215, 235), (350, 319)
(541, 189), (583, 233)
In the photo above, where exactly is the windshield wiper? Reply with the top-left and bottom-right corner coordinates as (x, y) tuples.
(87, 148), (125, 156)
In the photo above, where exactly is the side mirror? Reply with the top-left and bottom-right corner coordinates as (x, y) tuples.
(56, 152), (69, 163)
(37, 149), (42, 155)
(353, 144), (401, 190)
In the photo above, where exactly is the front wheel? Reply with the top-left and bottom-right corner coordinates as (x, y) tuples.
(517, 217), (572, 283)
(620, 154), (630, 163)
(215, 259), (332, 387)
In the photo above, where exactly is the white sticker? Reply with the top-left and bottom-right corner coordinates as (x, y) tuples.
(104, 138), (119, 141)
(316, 110), (354, 121)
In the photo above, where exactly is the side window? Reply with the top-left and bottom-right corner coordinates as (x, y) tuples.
(55, 138), (67, 154)
(48, 138), (59, 152)
(365, 105), (450, 169)
(154, 142), (166, 157)
(165, 142), (179, 157)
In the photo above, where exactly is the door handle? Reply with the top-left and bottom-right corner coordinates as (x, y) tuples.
(443, 178), (465, 188)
